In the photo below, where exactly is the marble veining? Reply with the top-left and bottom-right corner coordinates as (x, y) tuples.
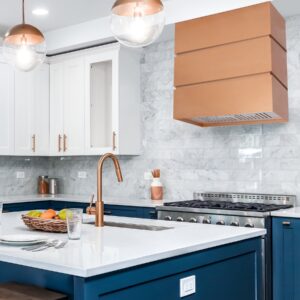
(1, 17), (300, 205)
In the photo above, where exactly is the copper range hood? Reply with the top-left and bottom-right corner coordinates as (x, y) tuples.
(173, 2), (288, 127)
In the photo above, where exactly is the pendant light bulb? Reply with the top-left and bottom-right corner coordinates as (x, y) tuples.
(111, 0), (165, 48)
(16, 43), (37, 71)
(3, 0), (46, 72)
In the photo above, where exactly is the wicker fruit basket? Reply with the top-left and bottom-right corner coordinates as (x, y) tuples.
(22, 215), (67, 233)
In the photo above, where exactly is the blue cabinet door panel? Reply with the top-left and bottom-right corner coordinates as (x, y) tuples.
(273, 217), (300, 300)
(100, 252), (256, 300)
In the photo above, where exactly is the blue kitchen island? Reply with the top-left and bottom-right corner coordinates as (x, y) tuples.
(0, 212), (265, 300)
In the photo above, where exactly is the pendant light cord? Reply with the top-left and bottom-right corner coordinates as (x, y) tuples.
(22, 0), (25, 24)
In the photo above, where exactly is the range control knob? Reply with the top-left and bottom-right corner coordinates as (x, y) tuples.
(203, 218), (211, 224)
(216, 220), (225, 225)
(164, 216), (172, 221)
(230, 221), (239, 227)
(189, 218), (197, 223)
(245, 223), (255, 228)
(176, 217), (184, 222)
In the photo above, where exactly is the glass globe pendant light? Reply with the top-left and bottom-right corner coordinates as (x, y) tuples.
(111, 0), (165, 48)
(3, 0), (46, 72)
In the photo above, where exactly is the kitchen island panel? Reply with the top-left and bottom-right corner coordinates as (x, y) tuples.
(0, 238), (262, 300)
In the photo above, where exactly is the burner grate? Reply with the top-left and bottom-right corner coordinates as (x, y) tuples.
(164, 200), (293, 212)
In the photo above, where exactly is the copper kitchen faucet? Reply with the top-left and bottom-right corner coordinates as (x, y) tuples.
(95, 153), (123, 227)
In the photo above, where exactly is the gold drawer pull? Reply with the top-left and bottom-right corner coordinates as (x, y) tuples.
(112, 131), (116, 151)
(282, 221), (291, 226)
(58, 134), (62, 152)
(63, 134), (67, 152)
(32, 134), (36, 153)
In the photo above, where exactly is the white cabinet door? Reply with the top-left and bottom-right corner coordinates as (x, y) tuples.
(63, 58), (85, 155)
(14, 70), (34, 155)
(84, 45), (141, 155)
(0, 61), (14, 155)
(84, 51), (117, 155)
(50, 63), (64, 155)
(32, 64), (49, 155)
(15, 64), (50, 156)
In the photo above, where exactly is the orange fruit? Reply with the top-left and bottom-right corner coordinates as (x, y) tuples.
(40, 209), (57, 219)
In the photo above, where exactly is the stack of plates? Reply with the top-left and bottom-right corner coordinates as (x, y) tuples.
(0, 234), (46, 246)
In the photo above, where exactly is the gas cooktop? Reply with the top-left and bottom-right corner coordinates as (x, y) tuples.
(164, 200), (293, 213)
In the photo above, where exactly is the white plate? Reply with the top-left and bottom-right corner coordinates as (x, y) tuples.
(0, 234), (46, 243)
(0, 239), (46, 246)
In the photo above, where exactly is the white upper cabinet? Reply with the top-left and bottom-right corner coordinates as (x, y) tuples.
(14, 64), (49, 156)
(50, 58), (85, 156)
(84, 44), (141, 155)
(50, 43), (140, 156)
(0, 43), (140, 157)
(0, 60), (14, 155)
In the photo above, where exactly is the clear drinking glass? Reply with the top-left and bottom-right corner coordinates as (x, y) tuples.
(66, 209), (83, 240)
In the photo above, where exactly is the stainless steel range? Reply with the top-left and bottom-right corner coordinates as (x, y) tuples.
(157, 192), (296, 300)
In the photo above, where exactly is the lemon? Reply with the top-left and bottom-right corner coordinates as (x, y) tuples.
(27, 210), (42, 218)
(58, 209), (68, 220)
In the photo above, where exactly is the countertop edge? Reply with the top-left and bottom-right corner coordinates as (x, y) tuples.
(0, 229), (265, 278)
(271, 207), (300, 218)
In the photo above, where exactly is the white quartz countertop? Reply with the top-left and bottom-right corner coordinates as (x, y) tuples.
(0, 194), (165, 208)
(0, 212), (265, 278)
(271, 207), (300, 218)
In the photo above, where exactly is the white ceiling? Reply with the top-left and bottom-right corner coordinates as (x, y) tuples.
(0, 0), (115, 36)
(272, 0), (300, 17)
(0, 0), (299, 38)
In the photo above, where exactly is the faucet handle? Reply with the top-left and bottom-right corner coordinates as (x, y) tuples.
(86, 194), (96, 215)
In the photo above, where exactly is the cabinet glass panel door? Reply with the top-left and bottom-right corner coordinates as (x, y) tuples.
(90, 60), (113, 151)
(85, 49), (118, 155)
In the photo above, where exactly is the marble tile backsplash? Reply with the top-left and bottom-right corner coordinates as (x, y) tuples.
(0, 157), (48, 196)
(2, 16), (300, 205)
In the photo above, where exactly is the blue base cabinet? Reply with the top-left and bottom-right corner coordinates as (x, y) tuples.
(272, 217), (300, 300)
(0, 237), (263, 300)
(3, 201), (51, 213)
(3, 201), (158, 219)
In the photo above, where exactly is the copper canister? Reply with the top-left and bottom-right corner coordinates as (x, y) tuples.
(38, 176), (49, 194)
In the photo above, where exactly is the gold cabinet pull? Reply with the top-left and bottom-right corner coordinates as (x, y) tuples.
(63, 134), (67, 152)
(112, 131), (116, 151)
(282, 221), (291, 226)
(32, 134), (36, 153)
(58, 134), (62, 152)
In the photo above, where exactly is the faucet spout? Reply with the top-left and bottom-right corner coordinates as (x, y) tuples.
(95, 153), (123, 227)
